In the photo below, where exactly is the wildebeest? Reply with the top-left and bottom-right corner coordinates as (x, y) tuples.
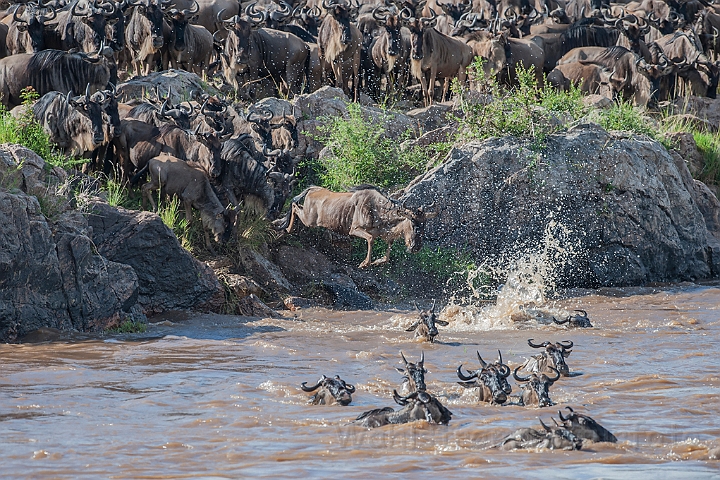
(53, 0), (118, 53)
(396, 350), (426, 394)
(513, 366), (561, 407)
(500, 418), (583, 450)
(301, 374), (356, 405)
(275, 185), (435, 269)
(457, 350), (513, 404)
(218, 8), (310, 99)
(556, 407), (617, 443)
(354, 390), (453, 428)
(125, 98), (193, 129)
(0, 48), (112, 108)
(547, 61), (615, 97)
(31, 88), (110, 157)
(370, 5), (411, 99)
(403, 7), (473, 106)
(318, 0), (363, 100)
(405, 300), (448, 343)
(135, 153), (231, 246)
(219, 134), (296, 219)
(125, 0), (169, 76)
(553, 309), (592, 327)
(164, 2), (214, 74)
(6, 3), (56, 55)
(522, 339), (573, 377)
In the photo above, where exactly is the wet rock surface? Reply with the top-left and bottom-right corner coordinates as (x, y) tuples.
(401, 124), (720, 287)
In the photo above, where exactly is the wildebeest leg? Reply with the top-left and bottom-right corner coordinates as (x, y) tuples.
(419, 70), (429, 108)
(428, 67), (438, 106)
(286, 203), (304, 233)
(371, 239), (393, 266)
(334, 61), (345, 97)
(351, 228), (374, 268)
(442, 77), (450, 102)
(141, 181), (158, 211)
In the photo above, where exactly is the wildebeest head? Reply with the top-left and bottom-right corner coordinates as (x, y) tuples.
(72, 0), (118, 51)
(513, 366), (560, 407)
(396, 351), (426, 392)
(527, 338), (573, 376)
(266, 0), (293, 29)
(106, 0), (128, 51)
(553, 309), (592, 328)
(457, 350), (512, 404)
(301, 374), (355, 405)
(129, 0), (168, 49)
(402, 7), (437, 60)
(557, 407), (617, 443)
(323, 0), (358, 45)
(219, 4), (264, 72)
(397, 201), (437, 254)
(265, 167), (296, 220)
(13, 3), (56, 52)
(391, 389), (453, 424)
(501, 418), (582, 450)
(159, 97), (193, 129)
(436, 0), (471, 22)
(68, 84), (108, 145)
(165, 1), (199, 52)
(406, 300), (448, 343)
(373, 7), (402, 57)
(192, 123), (232, 178)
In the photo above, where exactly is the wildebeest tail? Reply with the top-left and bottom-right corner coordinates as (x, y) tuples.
(273, 186), (313, 230)
(129, 163), (149, 186)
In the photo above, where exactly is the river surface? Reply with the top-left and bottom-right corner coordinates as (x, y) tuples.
(2, 283), (720, 478)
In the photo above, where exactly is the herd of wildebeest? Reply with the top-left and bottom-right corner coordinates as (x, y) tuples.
(301, 305), (615, 451)
(0, 0), (719, 252)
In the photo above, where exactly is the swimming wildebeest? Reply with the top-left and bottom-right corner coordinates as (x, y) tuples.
(456, 350), (512, 404)
(556, 407), (617, 443)
(301, 375), (356, 405)
(523, 339), (573, 377)
(513, 366), (561, 407)
(500, 418), (583, 450)
(553, 309), (592, 328)
(354, 389), (453, 428)
(396, 351), (426, 394)
(274, 185), (436, 268)
(405, 300), (448, 343)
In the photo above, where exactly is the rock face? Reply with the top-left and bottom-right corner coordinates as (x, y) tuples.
(401, 124), (720, 287)
(117, 69), (221, 104)
(86, 201), (223, 314)
(0, 147), (139, 342)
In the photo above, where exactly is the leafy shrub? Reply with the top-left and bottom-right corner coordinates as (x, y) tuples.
(314, 102), (427, 190)
(596, 99), (654, 137)
(693, 131), (720, 186)
(106, 320), (147, 334)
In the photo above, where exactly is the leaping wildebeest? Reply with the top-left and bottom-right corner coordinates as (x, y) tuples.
(274, 185), (436, 268)
(300, 375), (356, 405)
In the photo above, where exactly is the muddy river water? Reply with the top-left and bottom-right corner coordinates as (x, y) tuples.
(2, 281), (720, 478)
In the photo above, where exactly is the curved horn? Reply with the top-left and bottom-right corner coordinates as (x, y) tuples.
(393, 389), (415, 405)
(430, 299), (436, 312)
(13, 6), (25, 23)
(399, 6), (413, 20)
(160, 98), (169, 117)
(345, 383), (356, 393)
(419, 351), (424, 366)
(513, 366), (531, 382)
(71, 0), (89, 17)
(528, 338), (549, 348)
(574, 310), (587, 317)
(400, 351), (409, 366)
(558, 340), (573, 350)
(457, 364), (477, 381)
(300, 380), (323, 391)
(539, 418), (551, 431)
(558, 409), (568, 421)
(496, 349), (503, 365)
(553, 316), (569, 325)
(545, 366), (561, 383)
(181, 0), (199, 16)
(476, 351), (488, 368)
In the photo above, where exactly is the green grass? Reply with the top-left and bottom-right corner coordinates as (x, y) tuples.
(106, 320), (147, 334)
(693, 131), (720, 185)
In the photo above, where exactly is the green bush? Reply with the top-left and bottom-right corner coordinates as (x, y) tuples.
(693, 131), (720, 186)
(106, 320), (147, 334)
(314, 102), (427, 190)
(596, 99), (654, 137)
(455, 58), (587, 145)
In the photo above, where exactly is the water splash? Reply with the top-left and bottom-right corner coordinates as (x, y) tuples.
(442, 220), (583, 331)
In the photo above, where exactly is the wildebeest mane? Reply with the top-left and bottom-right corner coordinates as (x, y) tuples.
(348, 184), (380, 192)
(588, 45), (633, 65)
(26, 49), (109, 97)
(560, 24), (620, 54)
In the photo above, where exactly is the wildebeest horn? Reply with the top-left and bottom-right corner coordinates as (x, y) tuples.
(160, 98), (169, 117)
(181, 0), (199, 16)
(85, 83), (91, 98)
(528, 338), (549, 348)
(393, 389), (415, 405)
(476, 351), (488, 368)
(300, 378), (324, 391)
(496, 349), (503, 365)
(545, 366), (561, 383)
(322, 0), (334, 9)
(421, 6), (437, 25)
(71, 0), (90, 16)
(456, 364), (477, 381)
(399, 6), (413, 20)
(245, 2), (265, 23)
(400, 350), (409, 366)
(513, 366), (531, 382)
(558, 409), (568, 421)
(345, 382), (356, 393)
(558, 340), (573, 350)
(263, 144), (283, 157)
(574, 309), (587, 317)
(419, 351), (424, 366)
(13, 6), (26, 23)
(405, 320), (420, 331)
(372, 5), (388, 22)
(430, 299), (436, 312)
(66, 90), (73, 104)
(539, 418), (551, 432)
(552, 316), (569, 325)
